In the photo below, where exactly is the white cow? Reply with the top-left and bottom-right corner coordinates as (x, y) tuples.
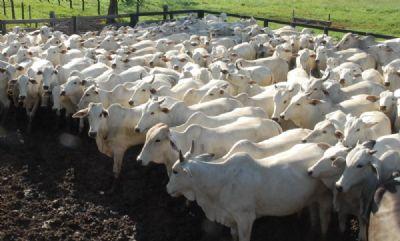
(167, 143), (332, 241)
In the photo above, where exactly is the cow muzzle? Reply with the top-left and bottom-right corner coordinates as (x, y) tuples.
(134, 127), (141, 133)
(384, 82), (390, 87)
(335, 183), (343, 192)
(60, 91), (66, 96)
(380, 106), (387, 111)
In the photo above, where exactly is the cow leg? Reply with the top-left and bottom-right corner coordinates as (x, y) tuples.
(319, 197), (332, 240)
(236, 213), (255, 241)
(107, 149), (125, 194)
(358, 217), (368, 241)
(230, 225), (239, 241)
(78, 118), (85, 133)
(1, 106), (8, 124)
(338, 211), (347, 234)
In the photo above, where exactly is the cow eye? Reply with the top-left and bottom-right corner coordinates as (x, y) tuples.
(356, 164), (363, 168)
(209, 93), (214, 96)
(150, 112), (154, 115)
(283, 100), (287, 104)
(330, 157), (335, 161)
(85, 93), (90, 96)
(155, 139), (160, 143)
(172, 170), (178, 174)
(142, 89), (146, 92)
(296, 103), (301, 106)
(356, 128), (360, 132)
(322, 130), (327, 134)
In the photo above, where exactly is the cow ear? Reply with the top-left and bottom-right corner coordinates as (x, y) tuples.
(29, 78), (38, 84)
(308, 99), (322, 105)
(366, 95), (379, 102)
(72, 108), (89, 118)
(334, 130), (344, 139)
(161, 107), (169, 113)
(179, 150), (185, 163)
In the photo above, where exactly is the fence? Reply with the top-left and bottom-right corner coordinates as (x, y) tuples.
(0, 7), (397, 39)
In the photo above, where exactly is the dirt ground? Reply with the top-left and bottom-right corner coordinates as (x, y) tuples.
(0, 107), (358, 241)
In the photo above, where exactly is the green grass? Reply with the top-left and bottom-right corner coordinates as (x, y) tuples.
(1, 0), (399, 37)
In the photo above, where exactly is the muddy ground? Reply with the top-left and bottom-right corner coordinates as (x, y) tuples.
(0, 107), (358, 241)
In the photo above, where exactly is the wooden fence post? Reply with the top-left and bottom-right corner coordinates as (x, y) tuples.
(72, 16), (77, 33)
(163, 5), (168, 21)
(115, 1), (118, 15)
(130, 13), (138, 27)
(21, 2), (24, 19)
(49, 11), (56, 28)
(58, 0), (61, 6)
(197, 10), (204, 19)
(82, 0), (84, 11)
(291, 9), (296, 28)
(2, 0), (6, 16)
(324, 27), (329, 35)
(0, 21), (6, 34)
(263, 19), (269, 27)
(97, 0), (100, 15)
(69, 0), (73, 9)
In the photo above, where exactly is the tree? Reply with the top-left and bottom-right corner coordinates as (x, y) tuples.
(107, 0), (118, 23)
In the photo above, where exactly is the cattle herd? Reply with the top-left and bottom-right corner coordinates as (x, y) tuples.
(1, 12), (400, 241)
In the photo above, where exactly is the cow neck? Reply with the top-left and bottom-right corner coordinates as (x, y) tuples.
(187, 160), (227, 198)
(166, 130), (186, 170)
(170, 102), (195, 126)
(98, 89), (110, 108)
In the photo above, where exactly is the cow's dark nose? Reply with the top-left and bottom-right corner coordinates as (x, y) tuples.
(315, 59), (320, 64)
(339, 79), (345, 85)
(307, 170), (313, 176)
(149, 62), (154, 67)
(43, 85), (49, 90)
(111, 64), (117, 69)
(60, 91), (66, 96)
(280, 114), (285, 119)
(19, 96), (26, 100)
(128, 100), (134, 106)
(335, 184), (343, 193)
(88, 132), (97, 138)
(384, 82), (390, 87)
(380, 106), (387, 111)
(271, 117), (279, 122)
(134, 128), (140, 133)
(302, 139), (307, 143)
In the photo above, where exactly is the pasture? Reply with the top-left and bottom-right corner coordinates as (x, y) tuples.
(0, 0), (399, 36)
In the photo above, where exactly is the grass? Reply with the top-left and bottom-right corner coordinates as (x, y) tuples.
(0, 0), (399, 37)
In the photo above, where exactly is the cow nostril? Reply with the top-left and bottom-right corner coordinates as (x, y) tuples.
(111, 64), (117, 69)
(384, 82), (390, 87)
(280, 114), (285, 119)
(128, 100), (134, 106)
(88, 132), (97, 138)
(43, 86), (49, 90)
(137, 159), (142, 165)
(335, 184), (343, 192)
(271, 117), (279, 122)
(302, 139), (307, 143)
(134, 128), (140, 133)
(60, 91), (66, 96)
(307, 170), (313, 176)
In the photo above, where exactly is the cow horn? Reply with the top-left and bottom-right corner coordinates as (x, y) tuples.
(149, 74), (155, 84)
(179, 150), (185, 163)
(235, 62), (242, 70)
(189, 140), (195, 155)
